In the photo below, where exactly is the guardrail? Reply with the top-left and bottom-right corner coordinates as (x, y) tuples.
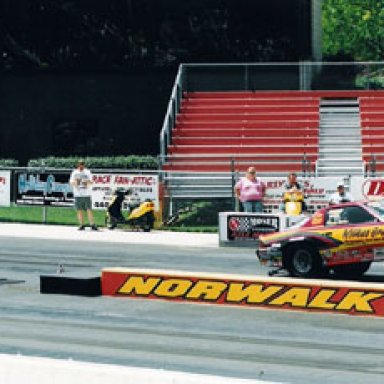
(159, 65), (184, 169)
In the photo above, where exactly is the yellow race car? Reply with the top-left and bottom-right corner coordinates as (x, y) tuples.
(257, 201), (384, 278)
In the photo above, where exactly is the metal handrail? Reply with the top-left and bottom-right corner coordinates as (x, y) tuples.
(159, 64), (184, 164)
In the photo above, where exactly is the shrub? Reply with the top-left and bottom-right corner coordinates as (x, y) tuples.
(27, 155), (159, 169)
(167, 200), (233, 226)
(0, 159), (18, 167)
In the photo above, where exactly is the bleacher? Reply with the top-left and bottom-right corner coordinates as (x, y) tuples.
(360, 94), (384, 174)
(161, 89), (384, 199)
(163, 91), (320, 174)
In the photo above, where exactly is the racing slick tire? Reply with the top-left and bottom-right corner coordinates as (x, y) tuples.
(284, 244), (323, 278)
(332, 261), (372, 279)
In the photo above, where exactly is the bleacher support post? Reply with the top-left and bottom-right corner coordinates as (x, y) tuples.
(302, 153), (307, 178)
(371, 155), (376, 178)
(230, 158), (237, 211)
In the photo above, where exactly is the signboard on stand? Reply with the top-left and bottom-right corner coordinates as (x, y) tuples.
(0, 171), (11, 207)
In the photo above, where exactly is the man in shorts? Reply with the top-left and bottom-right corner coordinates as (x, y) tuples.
(69, 160), (98, 230)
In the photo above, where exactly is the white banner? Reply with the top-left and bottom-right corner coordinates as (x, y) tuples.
(91, 173), (159, 211)
(0, 171), (11, 207)
(261, 176), (343, 212)
(350, 177), (384, 201)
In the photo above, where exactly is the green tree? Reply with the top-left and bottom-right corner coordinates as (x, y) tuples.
(322, 0), (384, 60)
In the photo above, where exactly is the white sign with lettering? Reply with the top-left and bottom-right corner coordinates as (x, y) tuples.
(91, 173), (159, 210)
(0, 171), (11, 207)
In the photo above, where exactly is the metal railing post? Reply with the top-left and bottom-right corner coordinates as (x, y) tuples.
(302, 153), (307, 177)
(230, 157), (236, 210)
(159, 64), (184, 168)
(371, 154), (376, 178)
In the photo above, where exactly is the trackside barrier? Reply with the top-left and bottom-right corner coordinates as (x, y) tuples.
(0, 354), (274, 384)
(101, 268), (384, 318)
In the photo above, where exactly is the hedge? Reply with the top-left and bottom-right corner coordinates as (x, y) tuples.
(27, 155), (159, 169)
(0, 159), (18, 167)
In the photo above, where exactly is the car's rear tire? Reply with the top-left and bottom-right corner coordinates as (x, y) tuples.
(332, 261), (371, 279)
(285, 244), (323, 278)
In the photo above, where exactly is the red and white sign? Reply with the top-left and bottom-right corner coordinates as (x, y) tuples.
(91, 173), (159, 210)
(362, 179), (384, 201)
(0, 171), (11, 207)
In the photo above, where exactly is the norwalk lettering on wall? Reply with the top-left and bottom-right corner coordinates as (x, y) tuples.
(101, 269), (384, 317)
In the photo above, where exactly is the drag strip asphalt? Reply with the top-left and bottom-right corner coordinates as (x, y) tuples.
(1, 232), (384, 383)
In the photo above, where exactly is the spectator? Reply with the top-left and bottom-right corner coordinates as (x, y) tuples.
(280, 172), (308, 213)
(234, 167), (266, 212)
(69, 160), (98, 230)
(284, 172), (302, 192)
(329, 182), (354, 205)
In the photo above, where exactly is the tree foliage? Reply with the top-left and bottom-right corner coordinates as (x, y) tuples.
(322, 0), (384, 60)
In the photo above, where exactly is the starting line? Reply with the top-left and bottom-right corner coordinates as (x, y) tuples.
(100, 268), (384, 318)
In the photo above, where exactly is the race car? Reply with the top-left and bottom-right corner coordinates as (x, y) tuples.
(257, 201), (384, 278)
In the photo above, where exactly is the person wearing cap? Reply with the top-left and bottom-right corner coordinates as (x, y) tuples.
(234, 167), (266, 212)
(69, 160), (98, 230)
(329, 183), (354, 205)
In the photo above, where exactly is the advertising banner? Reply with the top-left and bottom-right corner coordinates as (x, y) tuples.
(102, 268), (384, 317)
(16, 172), (73, 206)
(91, 173), (159, 210)
(0, 171), (11, 207)
(15, 172), (159, 210)
(226, 213), (281, 241)
(262, 176), (342, 212)
(351, 177), (383, 201)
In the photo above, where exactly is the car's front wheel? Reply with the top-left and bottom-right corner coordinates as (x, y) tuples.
(285, 245), (323, 278)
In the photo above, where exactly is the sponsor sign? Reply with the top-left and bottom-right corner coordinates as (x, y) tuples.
(16, 172), (73, 206)
(262, 177), (342, 212)
(15, 172), (159, 210)
(0, 171), (11, 207)
(91, 173), (159, 210)
(101, 268), (384, 317)
(361, 179), (384, 201)
(227, 214), (280, 241)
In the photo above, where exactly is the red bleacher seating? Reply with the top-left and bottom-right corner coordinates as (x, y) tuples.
(162, 90), (384, 175)
(164, 91), (320, 174)
(360, 93), (384, 173)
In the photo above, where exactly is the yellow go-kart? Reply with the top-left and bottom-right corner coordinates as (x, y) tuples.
(106, 188), (155, 232)
(283, 190), (304, 216)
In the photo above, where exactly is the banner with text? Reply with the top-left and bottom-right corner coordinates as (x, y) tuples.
(262, 177), (342, 212)
(16, 172), (73, 206)
(91, 173), (159, 210)
(0, 171), (11, 207)
(15, 172), (159, 210)
(102, 268), (384, 317)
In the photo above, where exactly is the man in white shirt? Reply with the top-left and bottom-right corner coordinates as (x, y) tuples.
(69, 160), (98, 230)
(329, 183), (354, 205)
